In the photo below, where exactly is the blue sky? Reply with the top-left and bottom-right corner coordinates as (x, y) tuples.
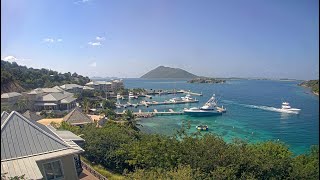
(1, 0), (319, 79)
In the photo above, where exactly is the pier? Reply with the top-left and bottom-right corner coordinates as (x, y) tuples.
(117, 109), (184, 117)
(117, 99), (199, 108)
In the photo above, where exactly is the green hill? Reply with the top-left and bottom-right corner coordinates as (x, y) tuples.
(1, 60), (90, 94)
(299, 80), (319, 95)
(141, 66), (198, 79)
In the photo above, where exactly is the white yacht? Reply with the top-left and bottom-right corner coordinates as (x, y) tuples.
(279, 102), (301, 114)
(128, 92), (135, 99)
(184, 94), (226, 116)
(181, 93), (195, 101)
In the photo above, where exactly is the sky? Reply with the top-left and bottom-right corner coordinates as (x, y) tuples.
(1, 0), (319, 80)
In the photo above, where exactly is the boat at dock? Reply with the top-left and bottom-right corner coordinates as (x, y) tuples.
(184, 94), (226, 116)
(181, 93), (196, 102)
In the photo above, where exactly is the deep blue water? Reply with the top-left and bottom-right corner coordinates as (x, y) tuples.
(118, 78), (319, 155)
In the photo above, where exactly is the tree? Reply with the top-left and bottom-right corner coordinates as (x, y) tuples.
(82, 98), (91, 114)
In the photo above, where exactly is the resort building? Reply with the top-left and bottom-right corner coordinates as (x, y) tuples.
(85, 79), (124, 93)
(63, 107), (93, 127)
(34, 92), (77, 111)
(1, 111), (84, 179)
(60, 84), (84, 93)
(1, 92), (22, 107)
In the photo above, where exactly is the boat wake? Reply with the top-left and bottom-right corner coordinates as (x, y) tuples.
(221, 100), (299, 114)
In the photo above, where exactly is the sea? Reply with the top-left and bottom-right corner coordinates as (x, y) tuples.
(115, 78), (319, 155)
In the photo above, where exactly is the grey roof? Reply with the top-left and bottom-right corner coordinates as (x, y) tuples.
(1, 92), (22, 99)
(60, 96), (77, 104)
(47, 125), (85, 142)
(1, 111), (84, 179)
(63, 108), (93, 125)
(1, 111), (9, 126)
(39, 92), (73, 102)
(60, 84), (83, 90)
(1, 111), (72, 160)
(22, 110), (42, 121)
(83, 86), (95, 90)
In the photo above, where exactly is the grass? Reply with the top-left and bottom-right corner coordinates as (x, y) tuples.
(81, 156), (125, 180)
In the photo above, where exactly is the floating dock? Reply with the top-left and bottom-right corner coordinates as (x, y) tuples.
(117, 99), (199, 108)
(116, 109), (184, 117)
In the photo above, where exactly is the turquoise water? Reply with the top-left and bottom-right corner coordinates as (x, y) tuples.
(119, 79), (319, 155)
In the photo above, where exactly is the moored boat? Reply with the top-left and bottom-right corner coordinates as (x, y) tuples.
(184, 94), (225, 116)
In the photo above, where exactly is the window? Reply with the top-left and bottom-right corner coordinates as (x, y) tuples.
(43, 160), (64, 180)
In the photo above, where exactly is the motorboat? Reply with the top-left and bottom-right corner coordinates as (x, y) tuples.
(184, 94), (225, 116)
(181, 93), (195, 102)
(196, 125), (208, 131)
(279, 102), (301, 114)
(128, 92), (135, 99)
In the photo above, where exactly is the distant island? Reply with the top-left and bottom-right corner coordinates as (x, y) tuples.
(140, 66), (198, 79)
(299, 80), (319, 95)
(188, 77), (226, 84)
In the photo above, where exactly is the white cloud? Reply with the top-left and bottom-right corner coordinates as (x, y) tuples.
(57, 39), (63, 42)
(95, 36), (105, 41)
(88, 42), (101, 46)
(2, 55), (31, 66)
(43, 38), (54, 43)
(74, 0), (90, 4)
(90, 62), (97, 67)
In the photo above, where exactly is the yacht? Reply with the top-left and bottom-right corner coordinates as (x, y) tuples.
(181, 93), (195, 102)
(196, 125), (208, 131)
(128, 92), (135, 99)
(279, 102), (301, 114)
(184, 94), (226, 116)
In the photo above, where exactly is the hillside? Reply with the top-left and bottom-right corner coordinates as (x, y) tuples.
(299, 80), (319, 95)
(1, 60), (91, 94)
(141, 66), (198, 79)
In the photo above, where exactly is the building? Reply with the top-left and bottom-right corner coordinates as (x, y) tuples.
(1, 111), (85, 179)
(1, 92), (22, 106)
(34, 92), (77, 111)
(111, 79), (124, 92)
(63, 107), (93, 127)
(22, 110), (42, 121)
(60, 84), (84, 93)
(85, 81), (112, 92)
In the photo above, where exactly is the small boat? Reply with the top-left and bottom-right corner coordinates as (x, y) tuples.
(116, 93), (121, 99)
(184, 94), (225, 116)
(196, 125), (208, 131)
(129, 92), (135, 99)
(181, 93), (195, 102)
(279, 102), (301, 114)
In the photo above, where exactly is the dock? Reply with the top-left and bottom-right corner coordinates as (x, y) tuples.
(178, 90), (203, 96)
(116, 99), (199, 108)
(116, 109), (184, 117)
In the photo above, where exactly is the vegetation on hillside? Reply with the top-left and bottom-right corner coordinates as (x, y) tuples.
(141, 66), (198, 79)
(59, 121), (319, 179)
(188, 77), (226, 84)
(299, 80), (319, 94)
(1, 60), (90, 93)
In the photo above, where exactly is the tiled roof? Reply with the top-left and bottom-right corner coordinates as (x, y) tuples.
(22, 110), (42, 121)
(60, 84), (83, 90)
(1, 92), (22, 99)
(1, 111), (9, 126)
(1, 111), (84, 179)
(39, 92), (73, 102)
(60, 96), (77, 104)
(63, 107), (93, 125)
(1, 111), (72, 160)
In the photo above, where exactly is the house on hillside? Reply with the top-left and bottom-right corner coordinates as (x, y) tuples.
(60, 84), (84, 93)
(1, 111), (84, 179)
(23, 110), (42, 121)
(63, 107), (93, 127)
(34, 92), (77, 111)
(1, 92), (22, 107)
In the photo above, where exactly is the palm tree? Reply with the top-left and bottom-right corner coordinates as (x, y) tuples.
(82, 98), (91, 114)
(123, 110), (141, 131)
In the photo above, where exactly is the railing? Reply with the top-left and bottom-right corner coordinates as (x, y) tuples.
(80, 160), (108, 180)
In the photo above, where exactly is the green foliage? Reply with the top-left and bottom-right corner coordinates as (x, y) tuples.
(57, 121), (319, 179)
(1, 60), (90, 92)
(188, 77), (226, 84)
(299, 80), (319, 94)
